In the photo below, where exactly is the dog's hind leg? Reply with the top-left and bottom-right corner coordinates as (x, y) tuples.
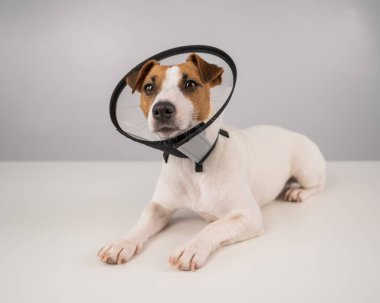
(284, 184), (324, 202)
(284, 138), (326, 203)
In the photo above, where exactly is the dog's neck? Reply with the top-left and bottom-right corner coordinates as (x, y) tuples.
(164, 116), (228, 172)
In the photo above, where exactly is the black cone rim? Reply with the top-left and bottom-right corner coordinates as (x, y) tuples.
(109, 45), (237, 156)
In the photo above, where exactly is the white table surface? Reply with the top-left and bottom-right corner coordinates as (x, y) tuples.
(0, 161), (379, 303)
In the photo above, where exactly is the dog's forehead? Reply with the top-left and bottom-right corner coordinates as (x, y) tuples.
(146, 61), (201, 86)
(163, 66), (181, 88)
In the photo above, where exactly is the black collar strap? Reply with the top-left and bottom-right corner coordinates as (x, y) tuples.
(109, 45), (237, 171)
(163, 128), (230, 172)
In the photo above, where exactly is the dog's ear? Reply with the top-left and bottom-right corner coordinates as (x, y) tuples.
(187, 53), (224, 87)
(126, 60), (158, 93)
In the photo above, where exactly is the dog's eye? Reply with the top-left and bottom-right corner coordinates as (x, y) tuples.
(185, 80), (198, 91)
(143, 83), (154, 95)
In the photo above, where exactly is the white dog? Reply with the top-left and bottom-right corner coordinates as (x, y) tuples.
(98, 54), (326, 271)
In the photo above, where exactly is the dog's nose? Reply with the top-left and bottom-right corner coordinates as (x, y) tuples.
(152, 101), (176, 122)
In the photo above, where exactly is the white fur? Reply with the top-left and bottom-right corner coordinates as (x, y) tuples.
(99, 71), (326, 271)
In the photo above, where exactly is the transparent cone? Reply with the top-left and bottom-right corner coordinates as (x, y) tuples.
(110, 46), (236, 166)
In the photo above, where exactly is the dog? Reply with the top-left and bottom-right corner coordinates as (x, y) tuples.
(98, 53), (326, 271)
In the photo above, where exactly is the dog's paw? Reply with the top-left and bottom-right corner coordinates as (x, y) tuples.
(97, 239), (142, 265)
(169, 241), (211, 271)
(284, 187), (304, 202)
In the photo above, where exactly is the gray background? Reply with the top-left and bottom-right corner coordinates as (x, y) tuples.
(1, 0), (379, 161)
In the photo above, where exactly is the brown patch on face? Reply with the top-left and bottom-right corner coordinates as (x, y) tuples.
(126, 60), (157, 93)
(186, 53), (224, 88)
(126, 61), (169, 117)
(176, 62), (211, 121)
(139, 64), (169, 117)
(176, 54), (224, 121)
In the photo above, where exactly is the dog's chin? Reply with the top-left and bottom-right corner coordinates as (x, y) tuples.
(149, 115), (205, 140)
(153, 121), (198, 140)
(154, 126), (180, 139)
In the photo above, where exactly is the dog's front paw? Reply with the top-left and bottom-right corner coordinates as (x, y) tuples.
(98, 239), (142, 265)
(169, 241), (211, 271)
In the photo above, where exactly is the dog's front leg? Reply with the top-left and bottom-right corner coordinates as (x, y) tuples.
(169, 212), (264, 271)
(98, 202), (175, 265)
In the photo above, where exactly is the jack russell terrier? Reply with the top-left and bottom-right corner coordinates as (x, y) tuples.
(98, 53), (326, 271)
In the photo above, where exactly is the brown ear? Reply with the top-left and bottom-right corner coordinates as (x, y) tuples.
(126, 60), (158, 93)
(187, 53), (224, 87)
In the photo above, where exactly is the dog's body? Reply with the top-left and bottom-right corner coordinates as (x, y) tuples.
(98, 54), (325, 271)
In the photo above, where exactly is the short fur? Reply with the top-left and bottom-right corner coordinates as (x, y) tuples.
(99, 54), (326, 271)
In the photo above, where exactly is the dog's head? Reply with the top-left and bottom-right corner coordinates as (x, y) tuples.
(126, 54), (224, 139)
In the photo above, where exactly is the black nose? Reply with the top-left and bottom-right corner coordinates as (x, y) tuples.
(152, 101), (176, 122)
